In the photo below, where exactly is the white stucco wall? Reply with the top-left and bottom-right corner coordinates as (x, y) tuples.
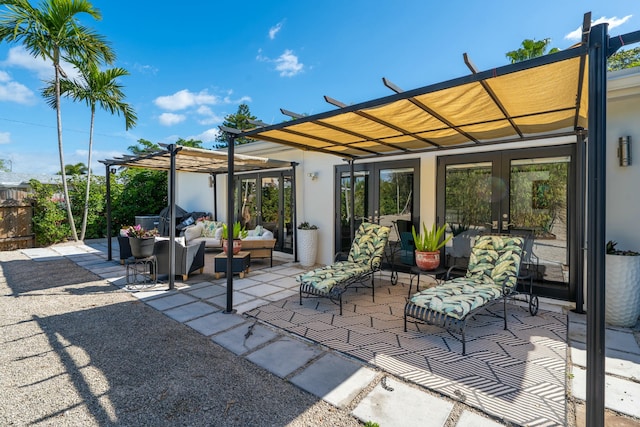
(606, 68), (640, 251)
(175, 173), (215, 215)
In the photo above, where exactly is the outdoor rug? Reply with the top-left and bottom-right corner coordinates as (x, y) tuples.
(247, 278), (568, 426)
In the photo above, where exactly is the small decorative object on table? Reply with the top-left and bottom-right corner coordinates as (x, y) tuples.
(126, 224), (159, 258)
(605, 240), (640, 327)
(222, 221), (248, 254)
(297, 222), (319, 267)
(412, 222), (452, 271)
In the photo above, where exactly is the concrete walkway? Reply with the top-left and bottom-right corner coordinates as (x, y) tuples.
(20, 240), (640, 426)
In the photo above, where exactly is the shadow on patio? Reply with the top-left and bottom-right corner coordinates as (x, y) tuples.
(246, 273), (568, 426)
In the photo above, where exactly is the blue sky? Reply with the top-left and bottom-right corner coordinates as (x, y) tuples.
(1, 1), (639, 174)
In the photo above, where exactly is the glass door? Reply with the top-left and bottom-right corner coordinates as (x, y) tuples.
(236, 171), (293, 253)
(335, 159), (420, 254)
(437, 145), (575, 300)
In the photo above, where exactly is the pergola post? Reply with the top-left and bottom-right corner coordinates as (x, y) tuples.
(586, 22), (608, 427)
(168, 144), (179, 290)
(225, 133), (236, 314)
(105, 163), (112, 261)
(349, 160), (355, 241)
(574, 128), (586, 314)
(292, 162), (298, 263)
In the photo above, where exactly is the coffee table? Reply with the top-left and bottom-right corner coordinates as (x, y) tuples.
(214, 251), (251, 279)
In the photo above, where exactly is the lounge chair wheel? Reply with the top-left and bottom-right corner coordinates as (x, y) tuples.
(391, 270), (398, 285)
(529, 295), (539, 316)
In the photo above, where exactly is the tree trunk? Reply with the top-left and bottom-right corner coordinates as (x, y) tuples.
(54, 59), (78, 241)
(79, 105), (95, 241)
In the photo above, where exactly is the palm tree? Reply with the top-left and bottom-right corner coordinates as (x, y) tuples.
(0, 0), (115, 241)
(44, 62), (137, 240)
(60, 162), (88, 175)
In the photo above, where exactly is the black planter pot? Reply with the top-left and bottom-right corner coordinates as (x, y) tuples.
(129, 237), (155, 258)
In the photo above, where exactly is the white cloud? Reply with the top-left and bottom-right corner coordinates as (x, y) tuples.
(190, 128), (220, 143)
(158, 112), (186, 126)
(222, 94), (252, 104)
(0, 71), (37, 104)
(133, 63), (158, 75)
(275, 50), (304, 77)
(2, 46), (51, 79)
(196, 106), (225, 125)
(0, 132), (10, 144)
(2, 46), (79, 80)
(269, 21), (284, 40)
(154, 89), (220, 111)
(565, 15), (633, 40)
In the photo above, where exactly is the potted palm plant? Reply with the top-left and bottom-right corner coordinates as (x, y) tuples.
(412, 222), (452, 270)
(605, 241), (640, 327)
(222, 222), (248, 254)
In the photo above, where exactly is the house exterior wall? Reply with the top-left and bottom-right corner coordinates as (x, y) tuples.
(606, 68), (640, 251)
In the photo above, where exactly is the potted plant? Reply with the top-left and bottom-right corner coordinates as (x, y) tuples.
(297, 222), (319, 267)
(412, 222), (452, 270)
(605, 240), (640, 327)
(222, 221), (248, 254)
(126, 224), (160, 258)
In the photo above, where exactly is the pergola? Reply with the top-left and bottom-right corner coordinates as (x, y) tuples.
(100, 144), (293, 295)
(228, 14), (640, 427)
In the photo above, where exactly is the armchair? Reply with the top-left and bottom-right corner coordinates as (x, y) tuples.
(154, 239), (206, 281)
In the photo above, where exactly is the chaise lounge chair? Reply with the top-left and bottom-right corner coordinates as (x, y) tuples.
(404, 235), (524, 355)
(297, 222), (390, 315)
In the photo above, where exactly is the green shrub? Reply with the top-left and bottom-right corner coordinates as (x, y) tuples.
(28, 179), (70, 246)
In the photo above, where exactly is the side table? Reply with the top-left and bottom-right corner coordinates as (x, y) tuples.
(214, 251), (251, 279)
(126, 255), (157, 289)
(407, 265), (447, 298)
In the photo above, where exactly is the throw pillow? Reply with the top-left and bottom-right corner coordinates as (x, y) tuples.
(184, 223), (203, 241)
(201, 220), (218, 238)
(254, 225), (264, 236)
(214, 226), (223, 240)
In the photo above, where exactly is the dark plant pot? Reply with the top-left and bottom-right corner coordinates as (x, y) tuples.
(223, 240), (242, 255)
(415, 250), (440, 270)
(129, 237), (155, 258)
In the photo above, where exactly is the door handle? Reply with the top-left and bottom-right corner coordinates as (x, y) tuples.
(502, 221), (515, 230)
(485, 221), (499, 230)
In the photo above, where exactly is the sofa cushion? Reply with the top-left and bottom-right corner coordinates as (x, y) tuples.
(154, 236), (186, 246)
(243, 228), (274, 240)
(191, 236), (222, 248)
(184, 222), (204, 241)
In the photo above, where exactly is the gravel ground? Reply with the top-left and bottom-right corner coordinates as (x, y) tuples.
(0, 250), (362, 427)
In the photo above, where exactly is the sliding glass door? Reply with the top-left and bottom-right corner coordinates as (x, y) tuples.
(437, 145), (576, 300)
(235, 171), (293, 253)
(335, 159), (420, 253)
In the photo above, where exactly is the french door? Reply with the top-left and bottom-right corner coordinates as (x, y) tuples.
(437, 145), (576, 300)
(334, 159), (420, 253)
(235, 171), (293, 253)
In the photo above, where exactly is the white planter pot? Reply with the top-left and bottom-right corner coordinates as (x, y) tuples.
(605, 254), (640, 327)
(298, 229), (318, 267)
